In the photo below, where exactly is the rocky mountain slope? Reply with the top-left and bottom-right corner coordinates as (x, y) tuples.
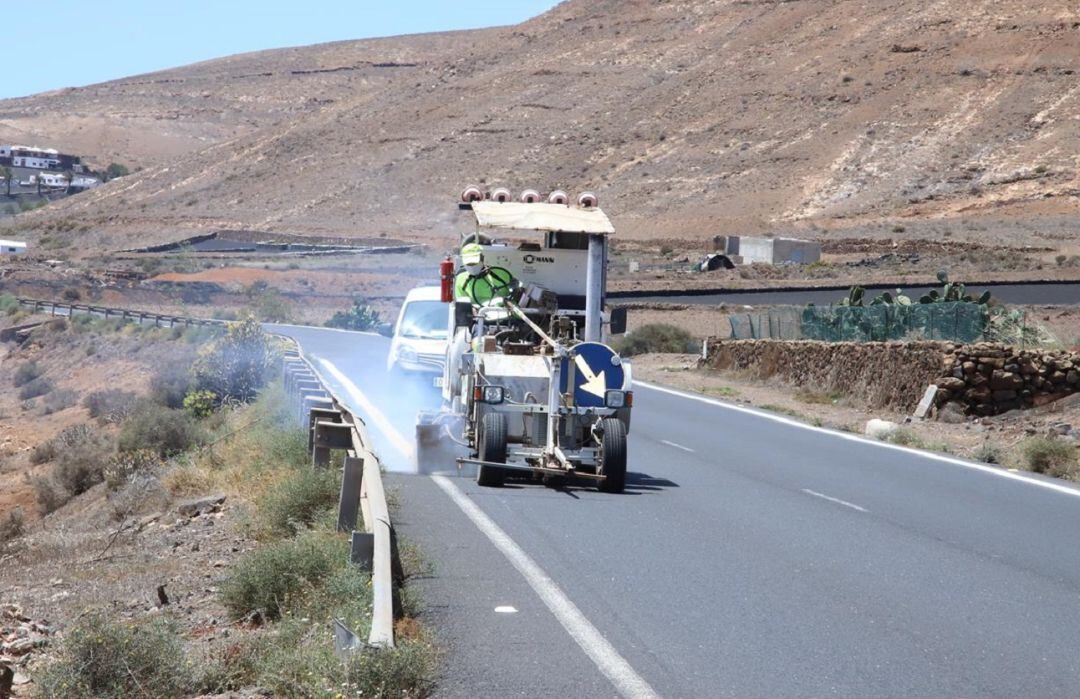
(2, 0), (1077, 251)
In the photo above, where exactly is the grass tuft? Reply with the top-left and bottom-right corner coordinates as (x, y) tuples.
(1017, 436), (1077, 478)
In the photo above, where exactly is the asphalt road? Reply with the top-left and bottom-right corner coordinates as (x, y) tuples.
(273, 325), (1080, 698)
(617, 281), (1080, 307)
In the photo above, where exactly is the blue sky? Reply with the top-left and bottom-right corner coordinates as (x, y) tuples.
(4, 1), (560, 100)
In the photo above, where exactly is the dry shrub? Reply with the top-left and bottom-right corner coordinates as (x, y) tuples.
(614, 323), (698, 356)
(118, 401), (203, 457)
(18, 376), (53, 400)
(0, 507), (24, 545)
(1018, 437), (1077, 479)
(12, 361), (42, 387)
(83, 388), (138, 424)
(34, 613), (188, 699)
(163, 463), (213, 497)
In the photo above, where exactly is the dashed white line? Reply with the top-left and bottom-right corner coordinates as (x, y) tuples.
(801, 488), (868, 513)
(660, 439), (694, 453)
(635, 380), (1080, 501)
(432, 475), (660, 699)
(494, 605), (518, 614)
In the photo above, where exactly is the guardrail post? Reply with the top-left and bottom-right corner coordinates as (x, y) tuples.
(311, 420), (352, 469)
(338, 455), (364, 532)
(350, 531), (375, 569)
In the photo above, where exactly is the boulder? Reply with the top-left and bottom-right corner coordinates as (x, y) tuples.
(177, 495), (226, 518)
(865, 419), (899, 439)
(938, 401), (967, 424)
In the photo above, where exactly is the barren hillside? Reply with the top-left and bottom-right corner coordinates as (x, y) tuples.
(2, 0), (1078, 251)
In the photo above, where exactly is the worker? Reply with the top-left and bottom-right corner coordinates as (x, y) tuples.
(455, 242), (517, 307)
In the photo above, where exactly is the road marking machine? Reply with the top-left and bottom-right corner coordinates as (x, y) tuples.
(416, 187), (632, 492)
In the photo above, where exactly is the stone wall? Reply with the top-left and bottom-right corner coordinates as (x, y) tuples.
(934, 342), (1080, 416)
(703, 339), (945, 411)
(703, 339), (1080, 417)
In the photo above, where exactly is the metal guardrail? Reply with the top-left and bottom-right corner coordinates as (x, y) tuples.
(15, 297), (224, 328)
(10, 296), (398, 648)
(282, 350), (398, 648)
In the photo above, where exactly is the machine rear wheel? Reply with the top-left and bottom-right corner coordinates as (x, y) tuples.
(477, 413), (508, 487)
(597, 418), (627, 494)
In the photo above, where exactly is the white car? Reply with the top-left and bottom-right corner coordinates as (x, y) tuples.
(385, 286), (450, 375)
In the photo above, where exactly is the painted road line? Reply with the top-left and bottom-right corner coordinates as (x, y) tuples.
(634, 380), (1080, 501)
(660, 439), (694, 453)
(317, 358), (414, 459)
(432, 475), (661, 699)
(802, 489), (868, 513)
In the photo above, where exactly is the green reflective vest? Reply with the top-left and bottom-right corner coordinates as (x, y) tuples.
(455, 266), (515, 305)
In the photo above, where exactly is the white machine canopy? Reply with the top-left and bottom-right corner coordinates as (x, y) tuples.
(471, 202), (614, 236)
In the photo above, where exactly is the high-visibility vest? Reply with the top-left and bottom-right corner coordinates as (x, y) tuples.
(455, 266), (515, 305)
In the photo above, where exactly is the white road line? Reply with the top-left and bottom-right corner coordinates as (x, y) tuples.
(660, 439), (694, 453)
(432, 475), (661, 699)
(635, 380), (1080, 501)
(802, 488), (868, 513)
(307, 356), (659, 697)
(316, 358), (414, 459)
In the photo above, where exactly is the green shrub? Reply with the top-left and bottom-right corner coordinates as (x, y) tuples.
(0, 293), (18, 315)
(258, 468), (340, 538)
(614, 323), (698, 356)
(183, 389), (217, 418)
(34, 613), (188, 699)
(221, 532), (341, 621)
(13, 361), (42, 387)
(1018, 437), (1077, 478)
(191, 315), (277, 403)
(325, 299), (381, 331)
(118, 402), (203, 457)
(18, 376), (53, 400)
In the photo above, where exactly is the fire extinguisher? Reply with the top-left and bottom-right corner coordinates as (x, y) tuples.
(440, 256), (455, 303)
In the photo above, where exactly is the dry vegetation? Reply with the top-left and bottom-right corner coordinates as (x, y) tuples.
(0, 317), (435, 697)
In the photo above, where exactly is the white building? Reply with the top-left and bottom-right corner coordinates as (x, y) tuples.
(716, 235), (822, 265)
(0, 240), (27, 255)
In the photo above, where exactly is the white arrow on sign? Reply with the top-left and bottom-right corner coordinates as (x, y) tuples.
(574, 354), (606, 398)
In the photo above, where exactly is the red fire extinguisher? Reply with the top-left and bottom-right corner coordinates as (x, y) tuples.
(440, 256), (455, 303)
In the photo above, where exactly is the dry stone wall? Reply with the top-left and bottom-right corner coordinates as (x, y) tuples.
(703, 339), (944, 411)
(703, 339), (1080, 417)
(935, 342), (1080, 416)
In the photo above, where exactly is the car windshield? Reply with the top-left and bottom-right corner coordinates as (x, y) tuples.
(399, 300), (448, 340)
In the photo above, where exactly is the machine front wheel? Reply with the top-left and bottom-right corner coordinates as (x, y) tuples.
(476, 412), (508, 487)
(597, 418), (627, 494)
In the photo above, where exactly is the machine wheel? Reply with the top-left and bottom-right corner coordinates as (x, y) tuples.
(597, 418), (627, 494)
(476, 413), (508, 487)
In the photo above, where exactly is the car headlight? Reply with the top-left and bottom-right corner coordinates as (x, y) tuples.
(482, 386), (505, 404)
(605, 390), (632, 408)
(397, 346), (418, 363)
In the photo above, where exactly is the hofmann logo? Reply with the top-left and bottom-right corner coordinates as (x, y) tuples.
(523, 254), (555, 264)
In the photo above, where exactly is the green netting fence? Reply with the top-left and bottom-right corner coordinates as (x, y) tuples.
(729, 302), (992, 343)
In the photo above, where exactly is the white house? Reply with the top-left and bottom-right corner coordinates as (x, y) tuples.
(715, 235), (822, 265)
(0, 240), (27, 255)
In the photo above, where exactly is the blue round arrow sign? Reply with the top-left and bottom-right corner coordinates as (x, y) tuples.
(560, 342), (626, 408)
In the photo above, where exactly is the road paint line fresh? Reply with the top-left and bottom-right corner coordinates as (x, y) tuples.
(432, 475), (661, 699)
(635, 380), (1080, 501)
(494, 606), (518, 614)
(802, 489), (868, 513)
(660, 439), (694, 453)
(316, 358), (414, 459)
